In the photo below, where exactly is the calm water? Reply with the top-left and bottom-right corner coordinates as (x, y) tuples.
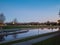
(0, 28), (58, 42)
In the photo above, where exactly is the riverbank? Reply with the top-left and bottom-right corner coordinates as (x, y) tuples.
(33, 34), (60, 45)
(12, 31), (60, 45)
(0, 31), (60, 45)
(0, 25), (60, 32)
(2, 25), (60, 29)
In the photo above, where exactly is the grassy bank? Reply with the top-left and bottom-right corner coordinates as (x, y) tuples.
(0, 31), (60, 45)
(2, 25), (38, 29)
(33, 33), (60, 45)
(2, 25), (60, 29)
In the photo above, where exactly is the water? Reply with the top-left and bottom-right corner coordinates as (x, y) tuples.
(0, 28), (58, 42)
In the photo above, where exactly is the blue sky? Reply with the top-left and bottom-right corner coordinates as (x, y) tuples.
(0, 0), (60, 23)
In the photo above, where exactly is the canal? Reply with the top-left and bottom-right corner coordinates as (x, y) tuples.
(0, 28), (58, 42)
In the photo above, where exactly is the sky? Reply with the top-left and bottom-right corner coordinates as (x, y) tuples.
(0, 0), (60, 23)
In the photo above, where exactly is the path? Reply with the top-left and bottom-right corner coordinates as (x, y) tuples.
(12, 32), (60, 45)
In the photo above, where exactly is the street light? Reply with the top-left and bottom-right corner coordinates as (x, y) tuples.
(59, 10), (60, 18)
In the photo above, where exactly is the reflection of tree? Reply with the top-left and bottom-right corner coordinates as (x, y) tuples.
(50, 28), (53, 32)
(5, 34), (8, 37)
(38, 29), (39, 35)
(58, 28), (60, 31)
(41, 28), (44, 30)
(13, 34), (17, 39)
(0, 35), (5, 41)
(48, 27), (50, 29)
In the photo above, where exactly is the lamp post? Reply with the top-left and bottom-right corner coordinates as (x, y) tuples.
(59, 10), (60, 19)
(57, 10), (60, 30)
(38, 28), (39, 35)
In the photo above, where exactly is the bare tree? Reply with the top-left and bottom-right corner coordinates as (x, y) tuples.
(12, 18), (18, 24)
(59, 10), (60, 17)
(0, 13), (5, 23)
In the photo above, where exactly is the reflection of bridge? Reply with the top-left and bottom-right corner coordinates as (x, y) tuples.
(0, 30), (29, 42)
(0, 30), (29, 36)
(0, 35), (5, 41)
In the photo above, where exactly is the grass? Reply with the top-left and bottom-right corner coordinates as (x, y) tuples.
(0, 31), (60, 45)
(2, 25), (59, 29)
(33, 33), (60, 45)
(3, 25), (42, 29)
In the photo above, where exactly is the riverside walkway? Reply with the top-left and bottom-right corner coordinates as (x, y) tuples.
(12, 32), (60, 45)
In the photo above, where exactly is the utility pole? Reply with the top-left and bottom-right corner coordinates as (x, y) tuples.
(59, 10), (60, 18)
(58, 10), (60, 29)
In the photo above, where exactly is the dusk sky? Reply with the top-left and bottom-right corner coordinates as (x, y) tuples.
(0, 0), (60, 23)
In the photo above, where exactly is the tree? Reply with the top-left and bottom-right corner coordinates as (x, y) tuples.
(12, 18), (18, 24)
(59, 10), (60, 17)
(0, 13), (5, 23)
(46, 21), (50, 25)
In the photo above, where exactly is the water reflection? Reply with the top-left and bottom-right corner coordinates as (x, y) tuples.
(13, 34), (17, 39)
(0, 30), (29, 42)
(58, 28), (60, 31)
(0, 28), (59, 42)
(0, 35), (5, 41)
